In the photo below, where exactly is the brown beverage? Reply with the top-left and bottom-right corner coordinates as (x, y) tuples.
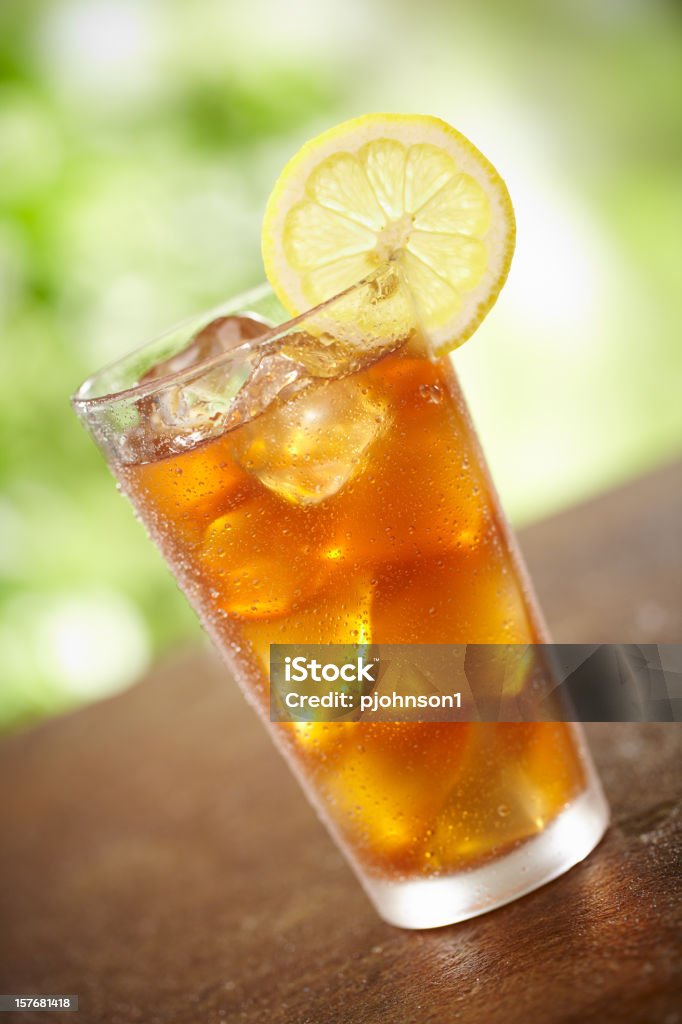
(75, 274), (608, 927)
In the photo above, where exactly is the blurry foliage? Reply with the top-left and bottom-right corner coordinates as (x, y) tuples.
(0, 0), (344, 731)
(0, 0), (680, 731)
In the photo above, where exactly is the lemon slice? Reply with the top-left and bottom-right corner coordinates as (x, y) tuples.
(262, 113), (515, 354)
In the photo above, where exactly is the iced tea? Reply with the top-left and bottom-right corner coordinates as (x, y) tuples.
(121, 338), (588, 865)
(75, 275), (608, 927)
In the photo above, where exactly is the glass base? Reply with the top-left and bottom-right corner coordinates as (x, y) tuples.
(364, 783), (609, 929)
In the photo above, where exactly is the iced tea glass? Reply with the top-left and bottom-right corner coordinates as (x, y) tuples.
(73, 269), (608, 929)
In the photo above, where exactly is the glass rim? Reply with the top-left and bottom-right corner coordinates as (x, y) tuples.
(71, 273), (383, 412)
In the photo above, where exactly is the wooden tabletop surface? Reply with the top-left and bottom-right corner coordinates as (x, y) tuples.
(1, 459), (681, 1024)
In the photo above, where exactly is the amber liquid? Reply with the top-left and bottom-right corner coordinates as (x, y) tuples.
(120, 346), (586, 879)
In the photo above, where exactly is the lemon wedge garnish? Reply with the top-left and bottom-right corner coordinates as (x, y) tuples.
(262, 113), (515, 354)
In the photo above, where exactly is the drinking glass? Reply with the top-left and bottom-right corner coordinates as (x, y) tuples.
(73, 267), (608, 929)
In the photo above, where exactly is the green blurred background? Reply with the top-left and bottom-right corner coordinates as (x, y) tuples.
(1, 0), (680, 732)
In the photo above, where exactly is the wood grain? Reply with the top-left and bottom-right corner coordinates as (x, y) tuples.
(1, 459), (680, 1024)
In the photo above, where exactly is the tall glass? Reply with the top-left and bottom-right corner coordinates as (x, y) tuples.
(73, 268), (608, 929)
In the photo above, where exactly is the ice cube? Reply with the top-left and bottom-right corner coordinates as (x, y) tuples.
(128, 315), (273, 459)
(278, 327), (402, 379)
(122, 303), (402, 466)
(278, 264), (424, 378)
(141, 315), (271, 382)
(201, 500), (331, 620)
(221, 325), (394, 437)
(224, 350), (307, 428)
(233, 376), (389, 505)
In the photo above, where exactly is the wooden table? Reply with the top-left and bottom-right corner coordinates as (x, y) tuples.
(1, 460), (681, 1024)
